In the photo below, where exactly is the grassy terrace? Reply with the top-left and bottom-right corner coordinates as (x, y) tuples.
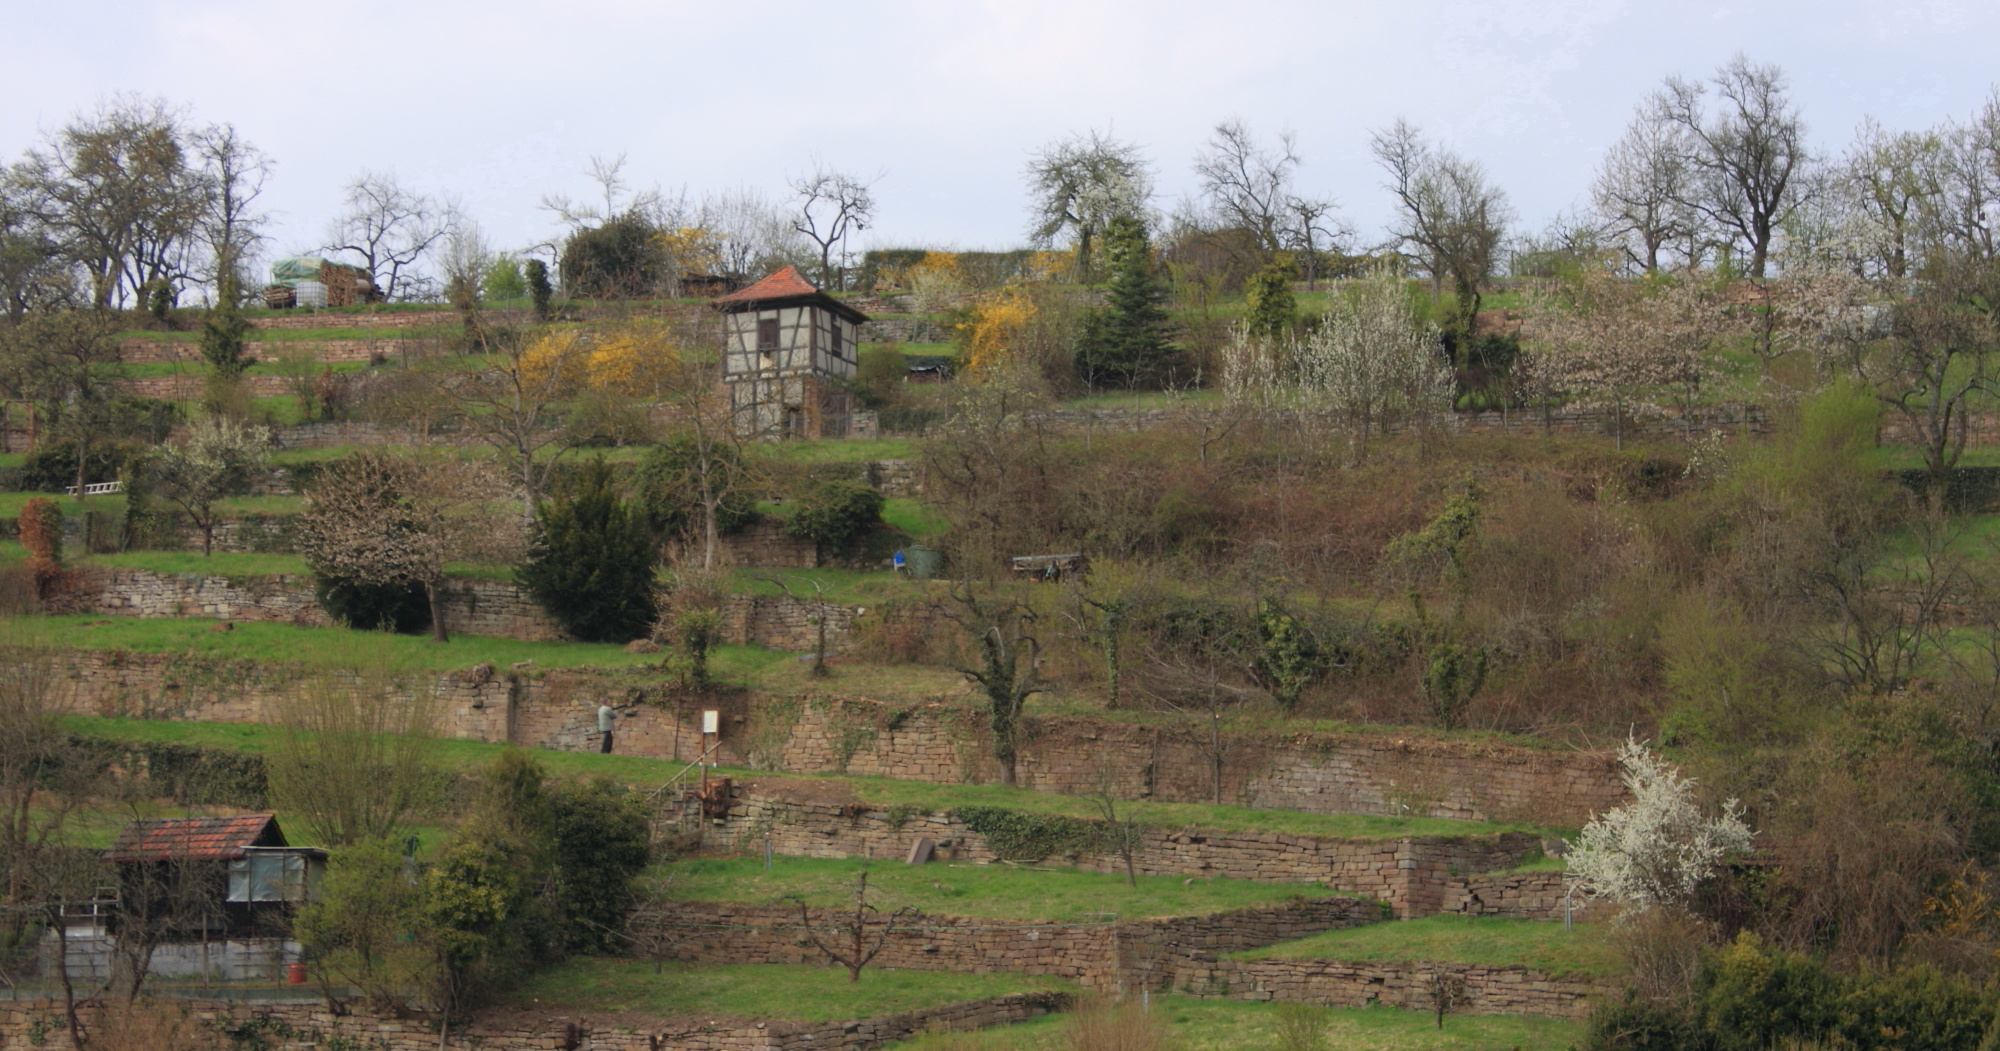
(887, 997), (1584, 1050)
(1232, 914), (1620, 977)
(890, 997), (1583, 1050)
(506, 960), (1067, 1023)
(27, 615), (694, 671)
(654, 855), (1345, 921)
(64, 714), (1556, 843)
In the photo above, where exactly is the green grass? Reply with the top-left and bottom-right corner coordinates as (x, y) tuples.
(881, 498), (947, 541)
(655, 855), (1335, 921)
(727, 566), (930, 605)
(121, 325), (453, 343)
(21, 614), (679, 672)
(762, 437), (917, 463)
(1233, 914), (1620, 977)
(503, 959), (1067, 1022)
(748, 773), (1551, 843)
(886, 996), (1584, 1050)
(61, 713), (1547, 844)
(87, 551), (311, 576)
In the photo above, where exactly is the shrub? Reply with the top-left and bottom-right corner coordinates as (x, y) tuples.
(635, 436), (757, 539)
(525, 258), (553, 321)
(316, 576), (431, 634)
(547, 778), (653, 954)
(518, 460), (658, 643)
(781, 480), (885, 560)
(18, 496), (63, 601)
(560, 212), (665, 299)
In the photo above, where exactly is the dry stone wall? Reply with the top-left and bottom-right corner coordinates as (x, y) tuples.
(744, 700), (1622, 828)
(1173, 955), (1608, 1019)
(700, 784), (1539, 918)
(119, 336), (426, 364)
(74, 568), (565, 640)
(48, 648), (1623, 829)
(642, 897), (1377, 990)
(1439, 871), (1610, 923)
(0, 993), (1065, 1051)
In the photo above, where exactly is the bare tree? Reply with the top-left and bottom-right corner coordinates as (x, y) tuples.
(784, 870), (920, 982)
(1935, 91), (2000, 262)
(1592, 104), (1701, 273)
(1282, 194), (1351, 290)
(324, 171), (451, 301)
(1194, 119), (1301, 254)
(11, 95), (207, 308)
(188, 122), (272, 305)
(1026, 130), (1154, 280)
(1870, 259), (2000, 501)
(791, 166), (877, 289)
(1836, 118), (1947, 280)
(445, 327), (590, 521)
(1089, 768), (1145, 887)
(539, 153), (668, 232)
(643, 352), (762, 570)
(1372, 120), (1513, 330)
(267, 664), (442, 847)
(1654, 54), (1815, 279)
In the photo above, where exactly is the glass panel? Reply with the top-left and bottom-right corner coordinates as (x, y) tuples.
(247, 856), (283, 902)
(226, 859), (250, 902)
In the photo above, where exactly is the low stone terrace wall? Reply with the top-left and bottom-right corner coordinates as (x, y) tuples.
(642, 896), (1378, 991)
(0, 993), (1066, 1050)
(1172, 955), (1609, 1020)
(50, 650), (1622, 831)
(701, 784), (1540, 919)
(75, 567), (563, 640)
(118, 336), (427, 364)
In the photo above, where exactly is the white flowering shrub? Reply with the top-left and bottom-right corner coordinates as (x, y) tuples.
(1566, 738), (1753, 908)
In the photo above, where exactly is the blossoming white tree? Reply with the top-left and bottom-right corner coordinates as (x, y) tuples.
(1567, 738), (1753, 908)
(1221, 269), (1453, 464)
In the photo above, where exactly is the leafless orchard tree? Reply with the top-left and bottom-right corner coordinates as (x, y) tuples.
(784, 870), (921, 982)
(1281, 194), (1352, 289)
(1592, 104), (1702, 273)
(1653, 54), (1816, 279)
(324, 171), (453, 301)
(791, 166), (877, 289)
(1194, 119), (1302, 254)
(1371, 119), (1513, 329)
(539, 153), (669, 232)
(1933, 91), (2000, 262)
(1026, 129), (1155, 280)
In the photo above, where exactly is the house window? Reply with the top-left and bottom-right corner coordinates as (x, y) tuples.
(757, 318), (780, 352)
(828, 320), (844, 360)
(227, 854), (315, 902)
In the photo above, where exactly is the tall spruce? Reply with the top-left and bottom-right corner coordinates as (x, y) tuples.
(517, 460), (658, 642)
(1075, 214), (1173, 388)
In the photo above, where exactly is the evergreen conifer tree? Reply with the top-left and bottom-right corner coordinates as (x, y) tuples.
(1075, 214), (1173, 388)
(518, 461), (658, 642)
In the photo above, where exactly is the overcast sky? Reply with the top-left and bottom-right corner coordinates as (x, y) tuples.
(4, 0), (1998, 270)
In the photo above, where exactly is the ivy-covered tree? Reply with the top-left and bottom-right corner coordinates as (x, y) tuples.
(1074, 214), (1174, 388)
(517, 461), (658, 643)
(1241, 259), (1296, 340)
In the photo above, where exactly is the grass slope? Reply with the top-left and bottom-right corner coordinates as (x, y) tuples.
(505, 959), (1066, 1022)
(62, 716), (1550, 842)
(654, 855), (1340, 921)
(887, 996), (1584, 1050)
(1232, 914), (1620, 977)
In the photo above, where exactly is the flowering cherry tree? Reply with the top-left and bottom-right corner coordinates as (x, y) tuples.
(1567, 738), (1753, 908)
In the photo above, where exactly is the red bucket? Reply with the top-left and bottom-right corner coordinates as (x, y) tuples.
(286, 962), (308, 985)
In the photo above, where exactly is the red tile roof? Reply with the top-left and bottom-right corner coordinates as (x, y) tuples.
(102, 814), (285, 863)
(710, 265), (868, 323)
(712, 264), (821, 305)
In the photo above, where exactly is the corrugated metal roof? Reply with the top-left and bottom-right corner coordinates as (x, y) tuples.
(102, 814), (284, 863)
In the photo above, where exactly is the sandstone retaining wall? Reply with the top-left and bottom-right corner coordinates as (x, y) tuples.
(119, 336), (428, 364)
(1171, 955), (1608, 1019)
(699, 785), (1541, 918)
(74, 568), (564, 640)
(642, 897), (1378, 990)
(0, 992), (1065, 1050)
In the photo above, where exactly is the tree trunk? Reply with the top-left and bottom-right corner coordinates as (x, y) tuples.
(74, 437), (88, 504)
(702, 499), (719, 570)
(426, 580), (449, 643)
(201, 518), (214, 557)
